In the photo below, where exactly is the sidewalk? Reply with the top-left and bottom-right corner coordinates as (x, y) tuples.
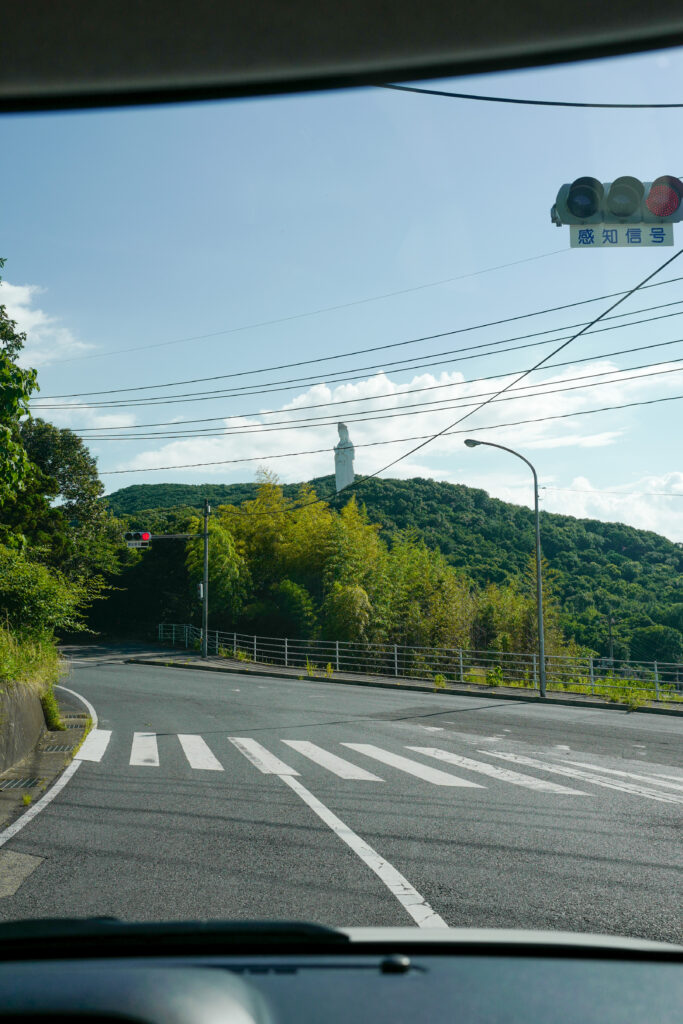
(124, 645), (683, 717)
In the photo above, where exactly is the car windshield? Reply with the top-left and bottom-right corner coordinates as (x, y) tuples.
(0, 45), (681, 944)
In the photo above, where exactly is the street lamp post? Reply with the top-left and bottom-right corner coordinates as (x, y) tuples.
(464, 439), (547, 698)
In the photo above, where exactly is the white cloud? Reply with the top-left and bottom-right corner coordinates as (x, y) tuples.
(539, 471), (683, 541)
(0, 280), (94, 365)
(103, 358), (683, 539)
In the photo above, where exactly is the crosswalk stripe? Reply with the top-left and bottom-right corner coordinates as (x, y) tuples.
(178, 735), (224, 771)
(566, 760), (683, 792)
(341, 743), (483, 787)
(75, 728), (112, 763)
(282, 741), (383, 780)
(486, 751), (683, 804)
(130, 732), (159, 767)
(407, 747), (587, 794)
(228, 737), (299, 776)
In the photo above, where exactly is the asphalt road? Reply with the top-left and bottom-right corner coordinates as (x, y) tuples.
(1, 647), (682, 941)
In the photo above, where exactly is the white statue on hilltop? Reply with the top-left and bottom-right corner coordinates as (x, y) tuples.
(334, 422), (355, 492)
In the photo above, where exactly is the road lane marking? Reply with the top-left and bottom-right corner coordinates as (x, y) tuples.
(0, 851), (43, 897)
(341, 744), (483, 787)
(228, 737), (299, 775)
(0, 683), (98, 849)
(280, 774), (447, 928)
(407, 747), (587, 794)
(55, 684), (99, 727)
(282, 741), (383, 780)
(485, 752), (683, 804)
(178, 735), (224, 771)
(0, 761), (81, 849)
(130, 732), (159, 767)
(566, 760), (683, 792)
(74, 729), (111, 762)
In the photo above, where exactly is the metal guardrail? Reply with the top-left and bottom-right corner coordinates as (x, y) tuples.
(158, 623), (683, 702)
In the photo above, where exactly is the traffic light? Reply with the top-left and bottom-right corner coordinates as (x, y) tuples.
(124, 531), (151, 549)
(551, 175), (683, 226)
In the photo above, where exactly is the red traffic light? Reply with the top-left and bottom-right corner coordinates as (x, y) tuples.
(141, 532), (151, 542)
(645, 176), (683, 217)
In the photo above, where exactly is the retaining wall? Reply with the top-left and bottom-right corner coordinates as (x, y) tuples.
(0, 683), (45, 773)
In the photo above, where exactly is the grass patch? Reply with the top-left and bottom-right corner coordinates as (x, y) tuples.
(0, 625), (61, 696)
(22, 793), (32, 807)
(40, 684), (65, 730)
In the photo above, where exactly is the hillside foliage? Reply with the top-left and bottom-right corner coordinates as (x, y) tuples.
(102, 475), (683, 661)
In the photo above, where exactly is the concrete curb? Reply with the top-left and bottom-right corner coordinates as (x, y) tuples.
(124, 657), (683, 718)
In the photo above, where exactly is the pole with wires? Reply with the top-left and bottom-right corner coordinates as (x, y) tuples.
(201, 499), (210, 659)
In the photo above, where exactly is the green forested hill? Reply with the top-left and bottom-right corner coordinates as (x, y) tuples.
(102, 475), (683, 659)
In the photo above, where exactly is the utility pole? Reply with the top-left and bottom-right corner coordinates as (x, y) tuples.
(606, 607), (615, 664)
(202, 499), (210, 659)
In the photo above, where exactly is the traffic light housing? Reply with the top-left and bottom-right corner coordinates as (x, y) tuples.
(124, 531), (151, 549)
(551, 175), (683, 225)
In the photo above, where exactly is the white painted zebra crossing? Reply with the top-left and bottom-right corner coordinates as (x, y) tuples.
(73, 730), (683, 805)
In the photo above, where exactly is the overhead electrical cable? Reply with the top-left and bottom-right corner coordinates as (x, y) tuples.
(48, 248), (567, 365)
(78, 363), (683, 441)
(98, 392), (683, 474)
(71, 336), (683, 433)
(36, 283), (683, 399)
(380, 82), (683, 109)
(542, 486), (683, 498)
(363, 247), (683, 485)
(31, 303), (683, 411)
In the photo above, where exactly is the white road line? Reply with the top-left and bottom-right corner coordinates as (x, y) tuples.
(178, 735), (224, 771)
(0, 761), (81, 849)
(0, 851), (43, 897)
(228, 737), (299, 775)
(341, 744), (483, 787)
(0, 683), (99, 849)
(130, 732), (159, 767)
(74, 729), (112, 762)
(418, 726), (444, 732)
(486, 752), (683, 805)
(566, 760), (683, 792)
(282, 741), (383, 781)
(407, 748), (587, 795)
(55, 684), (98, 727)
(280, 775), (447, 928)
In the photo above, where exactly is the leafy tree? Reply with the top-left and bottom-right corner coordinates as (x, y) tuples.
(186, 515), (247, 622)
(629, 625), (683, 663)
(323, 583), (372, 641)
(0, 260), (37, 504)
(0, 543), (96, 636)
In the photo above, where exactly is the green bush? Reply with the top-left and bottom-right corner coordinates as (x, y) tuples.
(0, 543), (89, 635)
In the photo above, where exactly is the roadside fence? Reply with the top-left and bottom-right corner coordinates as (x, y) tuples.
(157, 623), (683, 704)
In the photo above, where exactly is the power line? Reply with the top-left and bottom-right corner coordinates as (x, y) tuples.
(70, 335), (683, 433)
(346, 246), (683, 491)
(380, 82), (683, 109)
(98, 391), (683, 474)
(36, 278), (683, 400)
(48, 248), (567, 365)
(80, 363), (683, 441)
(542, 486), (683, 498)
(31, 301), (683, 410)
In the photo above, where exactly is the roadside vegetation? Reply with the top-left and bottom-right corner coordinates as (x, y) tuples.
(0, 256), (132, 709)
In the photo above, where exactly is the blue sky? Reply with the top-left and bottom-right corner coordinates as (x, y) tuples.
(2, 45), (683, 538)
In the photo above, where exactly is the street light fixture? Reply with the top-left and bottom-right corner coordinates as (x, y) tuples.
(463, 438), (547, 698)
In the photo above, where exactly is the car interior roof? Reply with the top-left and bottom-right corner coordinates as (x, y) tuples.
(2, 0), (683, 111)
